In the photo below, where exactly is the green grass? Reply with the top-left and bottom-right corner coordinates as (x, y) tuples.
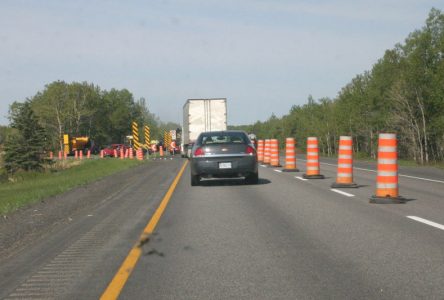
(0, 158), (146, 215)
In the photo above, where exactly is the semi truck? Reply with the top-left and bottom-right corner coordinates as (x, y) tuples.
(181, 98), (227, 157)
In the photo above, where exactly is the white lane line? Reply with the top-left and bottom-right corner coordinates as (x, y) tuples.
(298, 158), (443, 183)
(260, 165), (268, 168)
(353, 167), (376, 173)
(330, 189), (355, 197)
(407, 216), (444, 231)
(399, 175), (444, 184)
(274, 169), (282, 173)
(295, 176), (308, 181)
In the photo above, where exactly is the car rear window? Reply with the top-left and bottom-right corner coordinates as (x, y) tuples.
(198, 132), (248, 145)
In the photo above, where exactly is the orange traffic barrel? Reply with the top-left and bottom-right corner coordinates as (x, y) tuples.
(137, 149), (143, 160)
(159, 146), (164, 158)
(303, 137), (324, 179)
(120, 148), (124, 159)
(283, 137), (299, 172)
(129, 148), (134, 159)
(370, 133), (405, 203)
(331, 136), (357, 188)
(263, 139), (271, 165)
(58, 151), (63, 160)
(49, 151), (54, 160)
(100, 150), (104, 159)
(64, 151), (67, 160)
(257, 140), (264, 162)
(269, 139), (282, 167)
(74, 150), (78, 159)
(113, 149), (118, 158)
(87, 150), (91, 159)
(79, 151), (83, 160)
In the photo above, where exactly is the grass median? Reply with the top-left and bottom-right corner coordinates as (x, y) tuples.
(0, 158), (146, 215)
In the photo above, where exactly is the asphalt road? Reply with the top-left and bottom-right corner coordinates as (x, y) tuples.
(1, 156), (443, 299)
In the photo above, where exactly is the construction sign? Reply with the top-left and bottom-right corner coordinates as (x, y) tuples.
(144, 125), (150, 148)
(132, 121), (140, 150)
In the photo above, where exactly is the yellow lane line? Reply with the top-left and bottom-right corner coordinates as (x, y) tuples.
(100, 160), (188, 300)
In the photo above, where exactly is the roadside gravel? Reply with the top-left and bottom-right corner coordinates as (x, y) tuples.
(0, 163), (152, 262)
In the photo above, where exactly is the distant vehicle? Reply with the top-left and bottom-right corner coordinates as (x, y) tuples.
(63, 134), (98, 155)
(189, 130), (258, 186)
(102, 144), (129, 157)
(182, 98), (227, 158)
(248, 133), (258, 148)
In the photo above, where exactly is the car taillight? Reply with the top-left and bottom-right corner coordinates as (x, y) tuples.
(194, 147), (204, 157)
(246, 146), (255, 155)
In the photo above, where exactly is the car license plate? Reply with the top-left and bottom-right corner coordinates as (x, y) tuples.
(219, 162), (232, 169)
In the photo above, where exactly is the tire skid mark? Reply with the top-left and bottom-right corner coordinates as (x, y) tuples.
(3, 162), (178, 300)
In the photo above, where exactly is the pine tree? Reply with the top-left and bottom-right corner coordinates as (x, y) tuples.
(3, 101), (48, 174)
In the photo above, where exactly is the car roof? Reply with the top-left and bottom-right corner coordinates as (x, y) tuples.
(199, 130), (247, 135)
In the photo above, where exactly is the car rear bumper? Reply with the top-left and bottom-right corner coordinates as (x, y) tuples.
(191, 156), (258, 178)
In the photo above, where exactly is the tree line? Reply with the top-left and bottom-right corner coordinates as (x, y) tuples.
(231, 8), (444, 164)
(1, 81), (179, 174)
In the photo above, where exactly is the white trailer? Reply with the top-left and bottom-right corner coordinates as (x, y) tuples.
(182, 98), (227, 157)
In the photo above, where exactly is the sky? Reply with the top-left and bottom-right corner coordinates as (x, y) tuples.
(0, 0), (442, 126)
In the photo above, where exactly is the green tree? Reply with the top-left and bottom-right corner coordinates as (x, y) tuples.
(3, 101), (48, 174)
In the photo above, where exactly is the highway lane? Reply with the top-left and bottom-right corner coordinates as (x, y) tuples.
(118, 160), (444, 299)
(0, 159), (184, 300)
(292, 155), (444, 225)
(1, 156), (443, 299)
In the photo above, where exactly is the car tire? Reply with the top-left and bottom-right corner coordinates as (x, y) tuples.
(245, 172), (259, 185)
(191, 174), (200, 186)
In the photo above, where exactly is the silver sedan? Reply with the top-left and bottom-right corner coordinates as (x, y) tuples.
(189, 131), (259, 186)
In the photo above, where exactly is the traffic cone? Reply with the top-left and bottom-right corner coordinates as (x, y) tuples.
(269, 139), (282, 167)
(129, 148), (134, 159)
(159, 146), (164, 159)
(120, 148), (124, 159)
(263, 139), (271, 165)
(370, 133), (405, 203)
(75, 151), (78, 160)
(331, 136), (357, 188)
(114, 149), (118, 158)
(256, 139), (263, 162)
(303, 137), (324, 179)
(87, 150), (91, 159)
(257, 140), (264, 163)
(58, 151), (62, 160)
(79, 151), (83, 160)
(137, 149), (143, 160)
(100, 150), (104, 159)
(283, 137), (299, 172)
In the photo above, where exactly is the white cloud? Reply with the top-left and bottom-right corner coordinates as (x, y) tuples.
(0, 0), (441, 125)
